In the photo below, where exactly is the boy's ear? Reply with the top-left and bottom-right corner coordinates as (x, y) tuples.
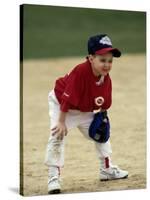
(88, 54), (94, 63)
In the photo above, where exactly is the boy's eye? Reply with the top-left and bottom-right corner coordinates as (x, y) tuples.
(108, 59), (113, 63)
(100, 58), (106, 63)
(100, 58), (113, 63)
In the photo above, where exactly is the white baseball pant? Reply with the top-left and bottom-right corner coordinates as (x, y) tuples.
(44, 90), (112, 167)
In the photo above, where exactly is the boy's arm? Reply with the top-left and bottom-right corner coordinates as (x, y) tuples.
(58, 110), (67, 123)
(51, 110), (68, 140)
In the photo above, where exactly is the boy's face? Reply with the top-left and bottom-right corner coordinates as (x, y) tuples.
(89, 52), (113, 76)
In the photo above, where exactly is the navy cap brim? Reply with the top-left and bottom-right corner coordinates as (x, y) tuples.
(95, 47), (121, 57)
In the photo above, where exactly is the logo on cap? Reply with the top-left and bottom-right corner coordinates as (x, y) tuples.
(99, 36), (112, 46)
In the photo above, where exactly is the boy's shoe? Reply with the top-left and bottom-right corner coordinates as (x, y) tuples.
(100, 165), (128, 181)
(48, 176), (61, 194)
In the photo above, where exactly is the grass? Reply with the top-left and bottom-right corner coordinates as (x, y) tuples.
(21, 4), (146, 59)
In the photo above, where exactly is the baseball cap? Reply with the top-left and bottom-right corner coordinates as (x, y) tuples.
(87, 34), (121, 57)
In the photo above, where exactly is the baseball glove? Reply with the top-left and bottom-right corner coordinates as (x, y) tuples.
(89, 111), (110, 143)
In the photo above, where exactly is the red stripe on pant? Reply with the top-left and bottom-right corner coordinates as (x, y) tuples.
(57, 166), (60, 176)
(105, 157), (110, 168)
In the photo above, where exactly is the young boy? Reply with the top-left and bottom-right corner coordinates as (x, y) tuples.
(44, 34), (128, 194)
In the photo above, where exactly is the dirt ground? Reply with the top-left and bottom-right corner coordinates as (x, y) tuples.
(22, 54), (146, 196)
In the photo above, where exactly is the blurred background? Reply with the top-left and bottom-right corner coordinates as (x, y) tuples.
(22, 4), (146, 60)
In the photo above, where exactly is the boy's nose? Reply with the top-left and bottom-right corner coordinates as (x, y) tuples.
(104, 63), (110, 68)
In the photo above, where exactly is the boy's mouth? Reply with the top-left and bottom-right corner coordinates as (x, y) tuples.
(102, 68), (109, 72)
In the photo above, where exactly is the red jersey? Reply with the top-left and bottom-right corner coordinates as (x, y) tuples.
(54, 59), (112, 112)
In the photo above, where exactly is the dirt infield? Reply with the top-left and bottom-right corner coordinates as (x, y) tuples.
(22, 54), (146, 196)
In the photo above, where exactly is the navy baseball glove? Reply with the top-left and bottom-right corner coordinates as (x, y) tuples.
(89, 111), (110, 143)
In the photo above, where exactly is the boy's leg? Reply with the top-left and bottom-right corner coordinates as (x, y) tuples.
(45, 91), (81, 193)
(45, 108), (81, 168)
(95, 141), (128, 180)
(45, 131), (64, 194)
(78, 112), (128, 181)
(44, 120), (65, 168)
(44, 91), (64, 194)
(45, 90), (65, 168)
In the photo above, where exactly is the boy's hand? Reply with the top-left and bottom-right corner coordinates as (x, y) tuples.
(51, 122), (68, 140)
